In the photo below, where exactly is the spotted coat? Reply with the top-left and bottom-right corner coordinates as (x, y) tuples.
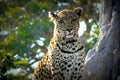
(33, 7), (85, 80)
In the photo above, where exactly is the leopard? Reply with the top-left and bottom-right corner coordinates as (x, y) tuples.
(33, 7), (86, 80)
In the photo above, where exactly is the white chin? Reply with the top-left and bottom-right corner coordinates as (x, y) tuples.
(66, 35), (73, 38)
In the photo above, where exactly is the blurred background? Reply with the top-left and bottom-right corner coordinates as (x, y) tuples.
(0, 0), (99, 80)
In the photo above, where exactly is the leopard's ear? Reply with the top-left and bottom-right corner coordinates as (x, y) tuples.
(48, 11), (57, 21)
(73, 7), (83, 18)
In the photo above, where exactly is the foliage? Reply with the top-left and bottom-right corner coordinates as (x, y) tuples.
(86, 21), (99, 51)
(0, 0), (99, 80)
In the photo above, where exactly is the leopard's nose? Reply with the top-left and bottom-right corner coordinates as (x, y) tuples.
(66, 28), (73, 32)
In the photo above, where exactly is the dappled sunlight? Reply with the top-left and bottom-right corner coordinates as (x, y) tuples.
(79, 21), (87, 36)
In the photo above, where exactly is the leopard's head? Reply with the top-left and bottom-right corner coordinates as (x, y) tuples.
(49, 7), (83, 41)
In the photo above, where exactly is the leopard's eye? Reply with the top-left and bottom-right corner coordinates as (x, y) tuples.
(58, 19), (64, 25)
(71, 19), (76, 23)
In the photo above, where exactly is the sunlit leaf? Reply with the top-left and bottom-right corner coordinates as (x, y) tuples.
(15, 60), (28, 65)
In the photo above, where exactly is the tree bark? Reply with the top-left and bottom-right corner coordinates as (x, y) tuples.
(83, 0), (120, 80)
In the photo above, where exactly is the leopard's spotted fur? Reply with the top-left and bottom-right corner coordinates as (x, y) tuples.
(33, 7), (85, 80)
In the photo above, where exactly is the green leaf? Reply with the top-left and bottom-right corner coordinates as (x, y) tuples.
(15, 60), (28, 65)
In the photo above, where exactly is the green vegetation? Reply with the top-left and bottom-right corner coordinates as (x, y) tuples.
(0, 0), (99, 80)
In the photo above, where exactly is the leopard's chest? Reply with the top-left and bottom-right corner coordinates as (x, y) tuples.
(48, 41), (85, 80)
(51, 51), (84, 80)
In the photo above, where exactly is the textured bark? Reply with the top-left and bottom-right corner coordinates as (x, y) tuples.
(83, 0), (120, 80)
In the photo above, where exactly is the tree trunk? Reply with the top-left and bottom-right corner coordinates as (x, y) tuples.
(83, 0), (120, 80)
